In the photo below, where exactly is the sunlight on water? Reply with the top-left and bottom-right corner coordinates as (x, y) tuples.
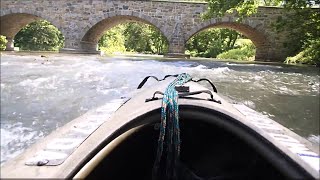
(1, 54), (319, 165)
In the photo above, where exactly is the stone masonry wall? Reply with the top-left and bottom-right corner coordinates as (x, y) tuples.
(0, 0), (289, 61)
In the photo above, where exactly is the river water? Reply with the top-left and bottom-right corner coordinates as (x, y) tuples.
(1, 53), (319, 165)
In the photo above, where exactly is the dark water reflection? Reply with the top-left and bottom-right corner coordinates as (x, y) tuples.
(1, 54), (319, 164)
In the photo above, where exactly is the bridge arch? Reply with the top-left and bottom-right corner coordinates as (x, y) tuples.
(185, 18), (272, 60)
(79, 11), (169, 52)
(0, 10), (64, 50)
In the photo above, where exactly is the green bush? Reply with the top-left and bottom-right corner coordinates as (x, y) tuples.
(217, 41), (255, 61)
(99, 23), (168, 55)
(234, 39), (253, 48)
(186, 28), (240, 58)
(285, 39), (320, 66)
(185, 50), (198, 57)
(0, 35), (7, 51)
(98, 25), (126, 55)
(14, 20), (64, 51)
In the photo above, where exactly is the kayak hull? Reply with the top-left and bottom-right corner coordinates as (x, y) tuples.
(1, 78), (319, 179)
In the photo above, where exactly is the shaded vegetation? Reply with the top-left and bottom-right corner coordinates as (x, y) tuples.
(217, 39), (255, 61)
(98, 22), (168, 55)
(275, 7), (320, 66)
(14, 20), (64, 51)
(285, 39), (320, 66)
(203, 0), (320, 65)
(98, 25), (126, 55)
(186, 28), (247, 58)
(0, 35), (7, 51)
(95, 23), (255, 60)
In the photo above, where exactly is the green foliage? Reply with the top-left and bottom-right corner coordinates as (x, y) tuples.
(202, 0), (259, 20)
(272, 2), (320, 65)
(148, 25), (169, 54)
(261, 0), (282, 6)
(14, 20), (64, 51)
(186, 28), (240, 58)
(203, 0), (320, 64)
(274, 7), (320, 57)
(98, 25), (126, 55)
(217, 39), (256, 61)
(0, 35), (8, 51)
(285, 39), (320, 66)
(99, 22), (168, 55)
(124, 23), (151, 53)
(282, 0), (316, 8)
(203, 0), (283, 19)
(123, 22), (168, 54)
(234, 38), (253, 47)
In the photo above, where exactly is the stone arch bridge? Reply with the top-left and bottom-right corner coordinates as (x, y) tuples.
(1, 0), (289, 61)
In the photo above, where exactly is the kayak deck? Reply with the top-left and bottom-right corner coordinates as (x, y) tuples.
(1, 79), (319, 179)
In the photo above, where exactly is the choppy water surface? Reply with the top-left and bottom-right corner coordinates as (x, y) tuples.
(1, 54), (319, 164)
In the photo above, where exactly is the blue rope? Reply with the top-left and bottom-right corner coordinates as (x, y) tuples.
(152, 73), (192, 180)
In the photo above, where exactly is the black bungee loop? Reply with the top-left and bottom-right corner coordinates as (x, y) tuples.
(137, 75), (218, 93)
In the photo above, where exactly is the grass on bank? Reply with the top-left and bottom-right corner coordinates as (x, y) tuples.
(285, 39), (320, 66)
(215, 39), (256, 61)
(216, 45), (255, 61)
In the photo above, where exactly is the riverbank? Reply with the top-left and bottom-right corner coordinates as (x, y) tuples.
(0, 51), (317, 68)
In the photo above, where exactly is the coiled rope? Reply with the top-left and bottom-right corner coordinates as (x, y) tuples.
(152, 73), (192, 180)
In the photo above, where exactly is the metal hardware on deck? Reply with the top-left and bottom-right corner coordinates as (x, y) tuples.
(175, 86), (189, 92)
(145, 90), (221, 104)
(36, 159), (49, 166)
(137, 75), (218, 93)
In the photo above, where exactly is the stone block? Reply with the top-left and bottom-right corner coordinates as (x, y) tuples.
(210, 18), (216, 24)
(108, 11), (116, 17)
(221, 17), (229, 22)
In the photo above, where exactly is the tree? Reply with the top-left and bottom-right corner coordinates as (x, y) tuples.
(202, 0), (259, 20)
(0, 35), (8, 50)
(186, 28), (241, 58)
(98, 25), (126, 54)
(285, 39), (320, 66)
(203, 0), (285, 19)
(148, 25), (168, 55)
(275, 8), (320, 55)
(14, 20), (64, 51)
(98, 23), (168, 55)
(274, 2), (320, 65)
(124, 23), (150, 53)
(203, 0), (320, 64)
(123, 22), (168, 54)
